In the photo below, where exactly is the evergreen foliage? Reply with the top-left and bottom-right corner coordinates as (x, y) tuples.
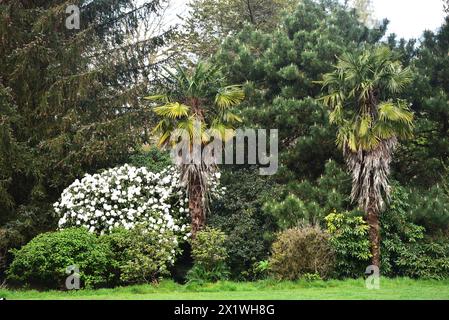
(0, 1), (175, 268)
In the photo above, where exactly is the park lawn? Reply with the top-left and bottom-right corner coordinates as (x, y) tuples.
(1, 278), (449, 300)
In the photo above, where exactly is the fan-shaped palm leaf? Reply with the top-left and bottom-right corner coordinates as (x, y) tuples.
(215, 85), (245, 109)
(154, 102), (190, 119)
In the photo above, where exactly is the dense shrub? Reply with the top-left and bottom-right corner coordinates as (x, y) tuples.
(380, 184), (426, 276)
(103, 224), (181, 284)
(0, 205), (57, 281)
(210, 212), (269, 280)
(377, 183), (449, 279)
(394, 241), (449, 279)
(209, 167), (279, 279)
(187, 227), (229, 283)
(190, 227), (228, 268)
(7, 224), (184, 289)
(54, 164), (191, 240)
(325, 211), (371, 278)
(7, 228), (115, 289)
(269, 226), (335, 280)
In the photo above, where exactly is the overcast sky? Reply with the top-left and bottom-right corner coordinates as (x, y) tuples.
(371, 0), (446, 39)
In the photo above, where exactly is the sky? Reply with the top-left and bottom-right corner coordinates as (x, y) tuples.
(371, 0), (446, 39)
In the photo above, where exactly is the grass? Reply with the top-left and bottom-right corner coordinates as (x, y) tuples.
(1, 278), (449, 300)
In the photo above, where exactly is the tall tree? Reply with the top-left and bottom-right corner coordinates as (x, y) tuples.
(178, 0), (298, 59)
(146, 62), (244, 237)
(0, 0), (174, 270)
(320, 47), (414, 266)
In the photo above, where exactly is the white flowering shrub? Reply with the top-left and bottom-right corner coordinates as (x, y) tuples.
(54, 164), (191, 241)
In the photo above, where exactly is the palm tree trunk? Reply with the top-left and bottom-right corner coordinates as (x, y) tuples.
(366, 193), (381, 267)
(188, 170), (205, 238)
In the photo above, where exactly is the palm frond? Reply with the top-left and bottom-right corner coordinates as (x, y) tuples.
(378, 101), (414, 124)
(215, 85), (245, 109)
(154, 102), (190, 119)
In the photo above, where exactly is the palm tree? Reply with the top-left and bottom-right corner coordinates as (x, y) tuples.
(145, 62), (244, 237)
(319, 47), (414, 266)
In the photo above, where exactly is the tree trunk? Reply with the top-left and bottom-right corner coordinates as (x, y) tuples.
(366, 194), (381, 267)
(188, 171), (205, 238)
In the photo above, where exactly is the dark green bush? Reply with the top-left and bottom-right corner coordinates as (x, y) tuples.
(187, 227), (229, 283)
(380, 183), (426, 277)
(394, 241), (449, 279)
(7, 224), (182, 289)
(269, 226), (335, 280)
(0, 205), (57, 281)
(210, 167), (279, 279)
(103, 225), (181, 284)
(325, 211), (371, 278)
(211, 212), (269, 280)
(7, 228), (115, 289)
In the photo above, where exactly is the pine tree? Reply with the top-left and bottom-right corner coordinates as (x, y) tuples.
(214, 0), (388, 180)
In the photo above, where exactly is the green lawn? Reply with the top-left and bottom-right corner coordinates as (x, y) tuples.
(1, 278), (449, 300)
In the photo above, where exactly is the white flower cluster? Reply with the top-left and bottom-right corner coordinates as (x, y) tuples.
(208, 171), (226, 199)
(54, 164), (191, 240)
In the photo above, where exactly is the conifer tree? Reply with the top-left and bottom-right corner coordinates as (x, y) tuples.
(0, 0), (175, 264)
(214, 0), (388, 180)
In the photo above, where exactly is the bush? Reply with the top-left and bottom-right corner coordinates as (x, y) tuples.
(394, 241), (449, 279)
(7, 228), (115, 289)
(54, 164), (190, 240)
(211, 211), (269, 280)
(7, 224), (183, 289)
(0, 205), (57, 281)
(380, 183), (426, 277)
(325, 211), (371, 278)
(251, 260), (270, 280)
(187, 227), (229, 283)
(377, 182), (449, 279)
(269, 226), (335, 280)
(191, 227), (228, 268)
(103, 224), (181, 284)
(209, 167), (279, 279)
